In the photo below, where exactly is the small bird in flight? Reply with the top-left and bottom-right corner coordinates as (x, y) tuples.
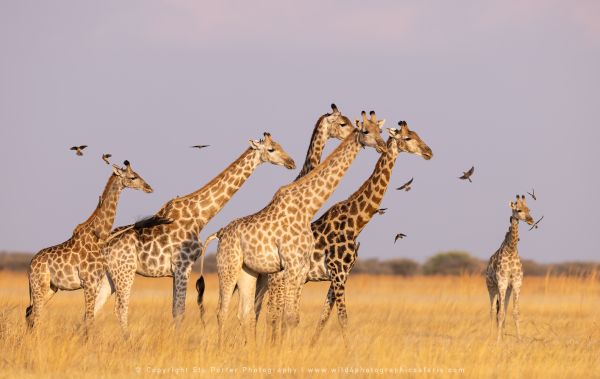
(70, 145), (87, 156)
(102, 154), (112, 165)
(372, 208), (387, 215)
(396, 177), (414, 192)
(529, 215), (544, 231)
(191, 145), (210, 150)
(394, 233), (407, 243)
(459, 166), (475, 182)
(527, 188), (537, 201)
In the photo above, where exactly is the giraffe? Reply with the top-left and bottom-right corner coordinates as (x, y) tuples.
(295, 103), (354, 179)
(486, 194), (534, 341)
(193, 103), (354, 323)
(257, 121), (433, 345)
(99, 133), (295, 332)
(198, 111), (387, 346)
(26, 161), (153, 329)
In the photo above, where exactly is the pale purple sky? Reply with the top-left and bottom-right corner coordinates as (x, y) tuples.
(1, 1), (598, 262)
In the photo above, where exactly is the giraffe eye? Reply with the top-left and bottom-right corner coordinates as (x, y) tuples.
(267, 148), (275, 153)
(403, 137), (412, 141)
(339, 123), (346, 126)
(362, 130), (370, 135)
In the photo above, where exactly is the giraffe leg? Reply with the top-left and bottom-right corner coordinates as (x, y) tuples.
(331, 271), (351, 346)
(82, 279), (101, 326)
(253, 273), (268, 321)
(488, 289), (498, 335)
(216, 254), (242, 348)
(265, 271), (285, 343)
(172, 262), (193, 324)
(26, 272), (56, 330)
(237, 266), (258, 348)
(93, 273), (115, 316)
(503, 284), (513, 333)
(281, 262), (309, 342)
(310, 284), (335, 346)
(111, 263), (136, 336)
(496, 281), (508, 342)
(512, 283), (522, 341)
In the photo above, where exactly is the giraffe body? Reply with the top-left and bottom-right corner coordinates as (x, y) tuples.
(26, 162), (153, 329)
(486, 195), (534, 341)
(100, 134), (295, 332)
(255, 122), (433, 344)
(199, 112), (387, 346)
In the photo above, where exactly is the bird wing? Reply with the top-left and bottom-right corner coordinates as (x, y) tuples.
(70, 146), (78, 151)
(406, 177), (414, 185)
(467, 166), (474, 176)
(80, 145), (87, 150)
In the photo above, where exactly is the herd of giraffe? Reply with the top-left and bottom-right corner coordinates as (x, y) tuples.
(26, 104), (536, 344)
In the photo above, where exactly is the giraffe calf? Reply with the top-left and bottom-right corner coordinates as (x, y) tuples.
(486, 194), (534, 341)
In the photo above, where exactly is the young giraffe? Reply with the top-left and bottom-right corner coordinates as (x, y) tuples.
(26, 161), (153, 329)
(486, 194), (534, 341)
(257, 121), (433, 344)
(198, 111), (387, 346)
(100, 133), (295, 332)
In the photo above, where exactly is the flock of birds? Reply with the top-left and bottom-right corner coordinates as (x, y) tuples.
(69, 144), (543, 241)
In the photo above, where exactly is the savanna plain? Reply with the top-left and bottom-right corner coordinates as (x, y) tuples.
(0, 272), (598, 378)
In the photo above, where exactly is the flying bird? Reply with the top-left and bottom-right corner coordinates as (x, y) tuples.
(459, 166), (475, 182)
(372, 208), (387, 216)
(529, 216), (544, 231)
(527, 188), (537, 201)
(191, 145), (210, 150)
(394, 233), (407, 243)
(70, 145), (87, 156)
(102, 154), (112, 165)
(396, 177), (414, 192)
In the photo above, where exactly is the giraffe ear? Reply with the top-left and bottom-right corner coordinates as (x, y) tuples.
(509, 201), (516, 210)
(354, 119), (361, 128)
(387, 128), (399, 137)
(112, 164), (124, 177)
(249, 139), (262, 150)
(377, 119), (386, 131)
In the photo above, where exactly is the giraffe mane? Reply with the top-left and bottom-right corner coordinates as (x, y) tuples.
(72, 174), (119, 235)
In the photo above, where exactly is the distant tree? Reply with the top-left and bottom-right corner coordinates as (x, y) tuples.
(422, 251), (483, 275)
(388, 259), (420, 276)
(521, 259), (547, 276)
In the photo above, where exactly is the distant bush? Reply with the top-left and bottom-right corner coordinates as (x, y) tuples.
(388, 259), (420, 276)
(521, 259), (547, 276)
(352, 258), (393, 275)
(422, 251), (483, 275)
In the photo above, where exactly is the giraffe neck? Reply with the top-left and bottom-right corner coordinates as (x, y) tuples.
(163, 147), (260, 228)
(502, 216), (520, 255)
(74, 174), (123, 241)
(296, 114), (328, 180)
(277, 129), (363, 218)
(345, 138), (399, 233)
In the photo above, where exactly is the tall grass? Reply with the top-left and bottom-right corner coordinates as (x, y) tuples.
(0, 271), (598, 378)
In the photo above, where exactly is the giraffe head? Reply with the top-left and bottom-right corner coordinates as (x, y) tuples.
(321, 103), (354, 140)
(249, 132), (296, 169)
(387, 121), (433, 160)
(354, 110), (387, 153)
(111, 161), (153, 193)
(509, 195), (534, 225)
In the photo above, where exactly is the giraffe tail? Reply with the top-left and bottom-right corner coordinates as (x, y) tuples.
(25, 272), (33, 326)
(196, 232), (219, 323)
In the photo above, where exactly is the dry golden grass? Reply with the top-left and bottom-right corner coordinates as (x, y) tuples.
(0, 271), (599, 378)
